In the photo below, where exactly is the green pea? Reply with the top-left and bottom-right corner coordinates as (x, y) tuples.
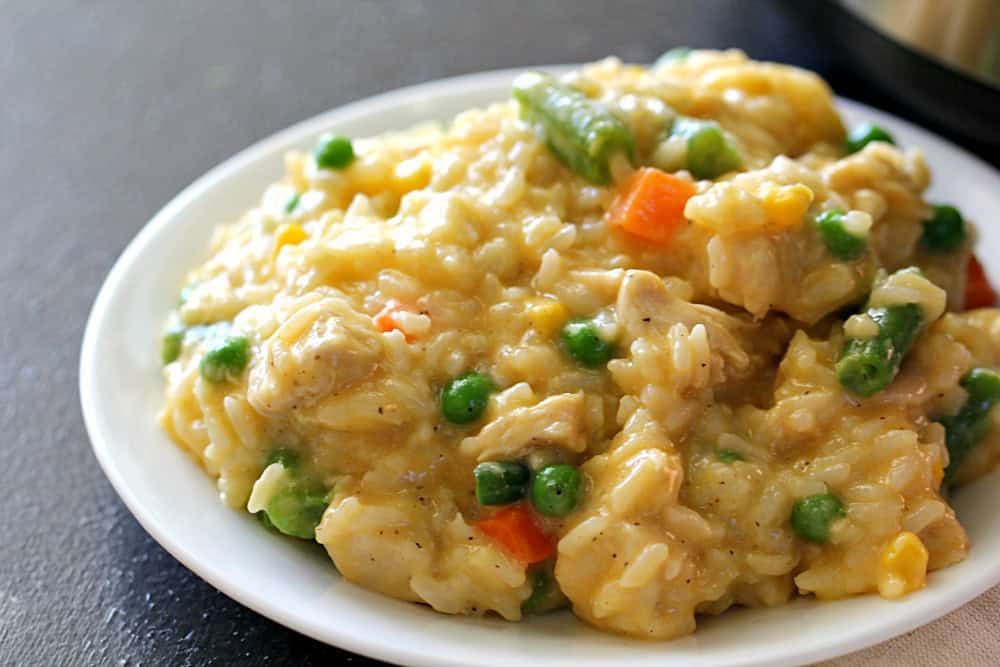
(671, 118), (742, 180)
(256, 510), (278, 532)
(845, 123), (895, 154)
(264, 486), (330, 540)
(531, 464), (582, 517)
(161, 324), (185, 365)
(441, 372), (496, 424)
(199, 335), (249, 383)
(655, 47), (691, 66)
(314, 133), (355, 170)
(921, 204), (965, 253)
(716, 449), (745, 463)
(521, 561), (564, 614)
(790, 494), (846, 543)
(561, 318), (615, 368)
(284, 192), (301, 214)
(266, 447), (302, 472)
(814, 209), (868, 261)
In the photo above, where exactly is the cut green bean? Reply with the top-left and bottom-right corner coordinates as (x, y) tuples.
(941, 368), (1000, 483)
(836, 303), (922, 396)
(922, 204), (965, 253)
(814, 209), (867, 260)
(474, 461), (530, 506)
(791, 494), (845, 543)
(845, 123), (895, 154)
(199, 335), (249, 383)
(669, 117), (742, 180)
(513, 71), (635, 184)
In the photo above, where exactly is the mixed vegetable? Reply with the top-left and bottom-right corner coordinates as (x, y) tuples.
(940, 368), (1000, 484)
(814, 209), (869, 261)
(513, 71), (635, 185)
(845, 122), (895, 154)
(252, 447), (332, 540)
(791, 494), (846, 544)
(441, 372), (496, 424)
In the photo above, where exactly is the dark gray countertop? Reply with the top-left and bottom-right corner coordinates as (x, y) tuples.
(4, 2), (998, 665)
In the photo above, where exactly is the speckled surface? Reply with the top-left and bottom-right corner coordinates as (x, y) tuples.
(3, 2), (998, 666)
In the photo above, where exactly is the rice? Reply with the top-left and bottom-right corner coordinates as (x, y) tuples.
(158, 50), (1000, 639)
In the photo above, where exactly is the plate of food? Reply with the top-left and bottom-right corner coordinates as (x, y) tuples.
(80, 50), (1000, 666)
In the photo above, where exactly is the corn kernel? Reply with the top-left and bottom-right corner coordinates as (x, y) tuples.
(757, 183), (813, 230)
(526, 298), (568, 337)
(273, 223), (307, 256)
(877, 531), (928, 599)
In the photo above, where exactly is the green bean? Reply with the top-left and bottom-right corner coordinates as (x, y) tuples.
(655, 47), (691, 66)
(441, 372), (496, 424)
(922, 204), (965, 253)
(814, 209), (867, 260)
(199, 335), (249, 383)
(512, 71), (635, 184)
(836, 303), (923, 396)
(669, 117), (742, 180)
(531, 464), (582, 517)
(845, 123), (895, 154)
(474, 461), (530, 506)
(790, 494), (845, 543)
(941, 368), (1000, 483)
(561, 318), (615, 368)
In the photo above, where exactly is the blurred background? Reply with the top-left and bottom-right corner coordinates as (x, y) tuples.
(3, 2), (999, 665)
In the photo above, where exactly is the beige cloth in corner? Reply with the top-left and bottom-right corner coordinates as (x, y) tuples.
(821, 585), (1000, 666)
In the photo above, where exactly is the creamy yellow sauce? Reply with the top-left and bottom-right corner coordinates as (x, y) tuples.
(159, 50), (1000, 639)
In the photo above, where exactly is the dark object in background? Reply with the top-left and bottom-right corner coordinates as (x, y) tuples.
(783, 0), (1000, 146)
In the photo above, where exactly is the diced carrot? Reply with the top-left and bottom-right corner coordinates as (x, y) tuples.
(607, 166), (697, 244)
(373, 299), (417, 341)
(965, 255), (997, 310)
(475, 504), (555, 564)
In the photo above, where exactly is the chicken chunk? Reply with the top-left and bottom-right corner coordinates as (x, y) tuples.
(248, 295), (382, 417)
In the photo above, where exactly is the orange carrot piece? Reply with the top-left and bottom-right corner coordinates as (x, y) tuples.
(965, 255), (998, 310)
(607, 167), (697, 244)
(373, 300), (417, 341)
(475, 504), (555, 564)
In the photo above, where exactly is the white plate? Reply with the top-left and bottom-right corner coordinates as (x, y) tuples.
(80, 66), (1000, 667)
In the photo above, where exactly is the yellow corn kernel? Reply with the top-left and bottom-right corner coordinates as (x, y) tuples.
(757, 183), (813, 230)
(877, 531), (929, 599)
(273, 223), (307, 256)
(932, 461), (944, 488)
(526, 298), (568, 337)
